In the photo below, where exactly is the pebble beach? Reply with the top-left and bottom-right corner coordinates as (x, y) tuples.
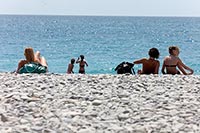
(1, 73), (200, 132)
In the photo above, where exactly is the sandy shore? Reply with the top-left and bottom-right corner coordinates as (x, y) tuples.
(1, 73), (200, 132)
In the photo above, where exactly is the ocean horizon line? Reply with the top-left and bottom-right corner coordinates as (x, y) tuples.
(0, 14), (200, 18)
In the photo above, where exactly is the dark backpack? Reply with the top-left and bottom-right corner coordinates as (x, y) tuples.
(115, 62), (135, 74)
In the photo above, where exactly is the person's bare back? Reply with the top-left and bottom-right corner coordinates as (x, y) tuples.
(141, 58), (160, 74)
(134, 48), (160, 74)
(162, 55), (180, 74)
(162, 46), (193, 75)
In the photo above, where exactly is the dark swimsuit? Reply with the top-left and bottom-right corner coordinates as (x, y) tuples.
(79, 64), (85, 74)
(165, 65), (177, 67)
(165, 64), (180, 74)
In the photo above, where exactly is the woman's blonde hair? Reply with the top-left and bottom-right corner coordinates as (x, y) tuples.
(24, 47), (35, 62)
(169, 46), (179, 55)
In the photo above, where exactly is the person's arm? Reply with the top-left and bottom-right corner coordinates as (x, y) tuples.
(177, 59), (193, 75)
(161, 60), (166, 74)
(85, 61), (88, 67)
(177, 64), (187, 75)
(16, 60), (26, 73)
(133, 58), (146, 64)
(71, 65), (74, 73)
(76, 57), (80, 63)
(67, 64), (71, 73)
(154, 61), (160, 74)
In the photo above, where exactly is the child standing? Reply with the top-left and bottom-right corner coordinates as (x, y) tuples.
(67, 58), (75, 74)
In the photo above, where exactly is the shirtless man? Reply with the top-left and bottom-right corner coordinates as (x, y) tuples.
(133, 48), (160, 74)
(161, 46), (193, 75)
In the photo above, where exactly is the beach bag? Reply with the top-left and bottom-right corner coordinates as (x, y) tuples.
(19, 62), (47, 74)
(115, 62), (135, 74)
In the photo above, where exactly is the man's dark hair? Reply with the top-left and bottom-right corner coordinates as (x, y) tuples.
(148, 48), (160, 59)
(71, 58), (75, 64)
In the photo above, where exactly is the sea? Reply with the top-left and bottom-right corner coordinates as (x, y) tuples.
(0, 15), (200, 74)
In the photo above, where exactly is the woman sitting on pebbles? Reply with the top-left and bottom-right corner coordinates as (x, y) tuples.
(133, 48), (160, 74)
(16, 47), (48, 74)
(161, 46), (193, 75)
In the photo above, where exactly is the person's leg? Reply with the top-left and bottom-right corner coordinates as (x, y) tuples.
(35, 51), (48, 67)
(79, 69), (85, 74)
(34, 51), (41, 62)
(40, 56), (48, 72)
(40, 56), (48, 67)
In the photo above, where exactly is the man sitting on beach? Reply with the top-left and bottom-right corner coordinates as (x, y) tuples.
(161, 46), (193, 75)
(133, 48), (160, 74)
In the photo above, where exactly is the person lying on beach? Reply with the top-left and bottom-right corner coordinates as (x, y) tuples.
(133, 48), (160, 74)
(16, 47), (48, 74)
(67, 58), (75, 74)
(161, 46), (193, 75)
(76, 55), (88, 74)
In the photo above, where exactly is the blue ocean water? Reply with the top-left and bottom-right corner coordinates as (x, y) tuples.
(0, 15), (200, 74)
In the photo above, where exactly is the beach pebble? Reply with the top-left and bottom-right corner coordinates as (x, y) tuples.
(0, 127), (13, 133)
(1, 73), (200, 132)
(0, 114), (8, 122)
(77, 128), (96, 133)
(20, 118), (29, 124)
(118, 93), (130, 98)
(118, 113), (129, 121)
(108, 124), (124, 131)
(92, 100), (103, 106)
(31, 126), (43, 131)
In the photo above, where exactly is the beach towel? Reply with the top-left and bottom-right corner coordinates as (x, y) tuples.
(19, 62), (47, 74)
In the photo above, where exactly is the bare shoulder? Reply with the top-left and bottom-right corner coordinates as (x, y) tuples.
(18, 59), (28, 64)
(177, 57), (183, 63)
(18, 60), (29, 68)
(176, 56), (181, 60)
(156, 60), (160, 65)
(134, 58), (147, 64)
(164, 56), (170, 60)
(140, 58), (148, 61)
